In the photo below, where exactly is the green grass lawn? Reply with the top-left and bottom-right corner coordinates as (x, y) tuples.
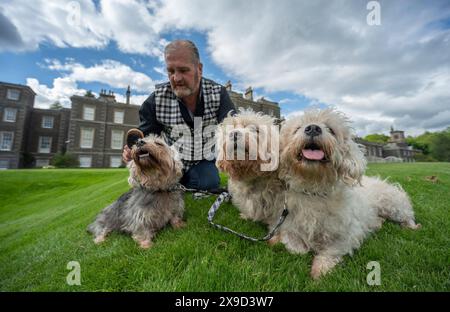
(0, 163), (449, 291)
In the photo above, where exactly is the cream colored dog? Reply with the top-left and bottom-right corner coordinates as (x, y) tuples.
(276, 109), (420, 279)
(216, 110), (284, 228)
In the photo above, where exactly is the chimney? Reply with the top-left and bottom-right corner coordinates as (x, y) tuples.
(225, 80), (232, 91)
(99, 89), (116, 102)
(244, 86), (253, 101)
(126, 85), (131, 105)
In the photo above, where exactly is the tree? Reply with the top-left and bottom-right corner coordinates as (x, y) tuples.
(50, 101), (63, 109)
(84, 90), (95, 98)
(429, 128), (450, 162)
(406, 136), (430, 154)
(363, 134), (389, 144)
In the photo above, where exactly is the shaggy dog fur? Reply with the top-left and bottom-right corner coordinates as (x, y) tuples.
(216, 110), (284, 227)
(87, 134), (185, 249)
(274, 109), (420, 279)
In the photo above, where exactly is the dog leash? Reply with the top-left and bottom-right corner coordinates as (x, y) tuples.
(177, 184), (228, 199)
(207, 192), (289, 242)
(177, 184), (289, 242)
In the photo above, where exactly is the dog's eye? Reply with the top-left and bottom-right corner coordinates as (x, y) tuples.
(155, 141), (163, 146)
(326, 127), (335, 136)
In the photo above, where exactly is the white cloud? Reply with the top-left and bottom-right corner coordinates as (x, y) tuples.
(154, 0), (450, 135)
(0, 0), (163, 57)
(2, 0), (450, 136)
(98, 0), (163, 56)
(44, 58), (156, 93)
(29, 58), (156, 108)
(115, 93), (149, 106)
(26, 77), (85, 108)
(27, 74), (150, 109)
(0, 0), (108, 51)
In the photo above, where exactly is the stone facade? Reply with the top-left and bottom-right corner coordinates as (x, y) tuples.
(355, 127), (421, 163)
(67, 91), (140, 168)
(354, 138), (384, 162)
(0, 82), (35, 169)
(382, 128), (420, 162)
(27, 107), (71, 167)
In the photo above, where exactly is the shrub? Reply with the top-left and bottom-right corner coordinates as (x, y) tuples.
(22, 152), (35, 168)
(51, 153), (80, 168)
(413, 153), (437, 162)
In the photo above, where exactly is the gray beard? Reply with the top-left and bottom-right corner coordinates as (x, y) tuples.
(173, 86), (194, 98)
(173, 72), (200, 98)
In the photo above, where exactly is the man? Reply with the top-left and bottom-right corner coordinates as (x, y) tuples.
(123, 40), (235, 191)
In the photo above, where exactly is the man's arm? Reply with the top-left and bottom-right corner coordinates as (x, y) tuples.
(217, 86), (236, 123)
(138, 93), (164, 136)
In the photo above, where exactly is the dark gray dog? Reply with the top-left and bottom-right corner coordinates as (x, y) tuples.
(87, 134), (185, 248)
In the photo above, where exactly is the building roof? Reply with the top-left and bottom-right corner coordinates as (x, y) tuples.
(0, 81), (36, 95)
(70, 94), (135, 107)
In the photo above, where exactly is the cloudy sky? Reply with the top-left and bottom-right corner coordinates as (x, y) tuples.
(1, 0), (449, 137)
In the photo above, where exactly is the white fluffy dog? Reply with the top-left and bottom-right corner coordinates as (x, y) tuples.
(216, 110), (284, 227)
(276, 109), (420, 279)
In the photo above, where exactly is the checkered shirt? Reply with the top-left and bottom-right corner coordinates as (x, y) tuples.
(154, 78), (222, 172)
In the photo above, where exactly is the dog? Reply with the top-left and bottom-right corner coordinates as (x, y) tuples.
(275, 109), (420, 279)
(87, 133), (185, 249)
(216, 109), (284, 228)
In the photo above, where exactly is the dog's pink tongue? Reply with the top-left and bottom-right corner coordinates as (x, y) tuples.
(302, 149), (325, 160)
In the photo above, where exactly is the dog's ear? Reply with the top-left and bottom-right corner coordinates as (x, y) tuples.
(126, 128), (144, 148)
(338, 139), (366, 186)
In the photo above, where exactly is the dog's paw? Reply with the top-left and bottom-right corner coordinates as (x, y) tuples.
(170, 218), (186, 229)
(267, 234), (281, 246)
(93, 235), (106, 244)
(138, 239), (153, 249)
(403, 221), (422, 230)
(239, 213), (251, 220)
(310, 255), (341, 280)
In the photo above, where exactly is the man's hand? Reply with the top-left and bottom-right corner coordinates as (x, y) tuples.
(122, 145), (132, 163)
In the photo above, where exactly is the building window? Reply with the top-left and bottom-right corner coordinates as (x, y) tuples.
(114, 110), (124, 124)
(0, 132), (14, 151)
(6, 89), (20, 101)
(80, 128), (94, 148)
(36, 159), (50, 168)
(0, 159), (9, 169)
(83, 105), (95, 121)
(110, 156), (122, 168)
(111, 130), (124, 150)
(38, 136), (52, 153)
(42, 116), (54, 129)
(3, 108), (17, 122)
(79, 156), (92, 168)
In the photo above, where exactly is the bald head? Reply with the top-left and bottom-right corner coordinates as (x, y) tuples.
(164, 40), (200, 65)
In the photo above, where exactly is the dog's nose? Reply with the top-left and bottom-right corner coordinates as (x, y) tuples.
(304, 124), (322, 137)
(136, 139), (145, 147)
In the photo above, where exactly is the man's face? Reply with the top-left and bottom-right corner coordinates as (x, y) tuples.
(165, 48), (202, 99)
